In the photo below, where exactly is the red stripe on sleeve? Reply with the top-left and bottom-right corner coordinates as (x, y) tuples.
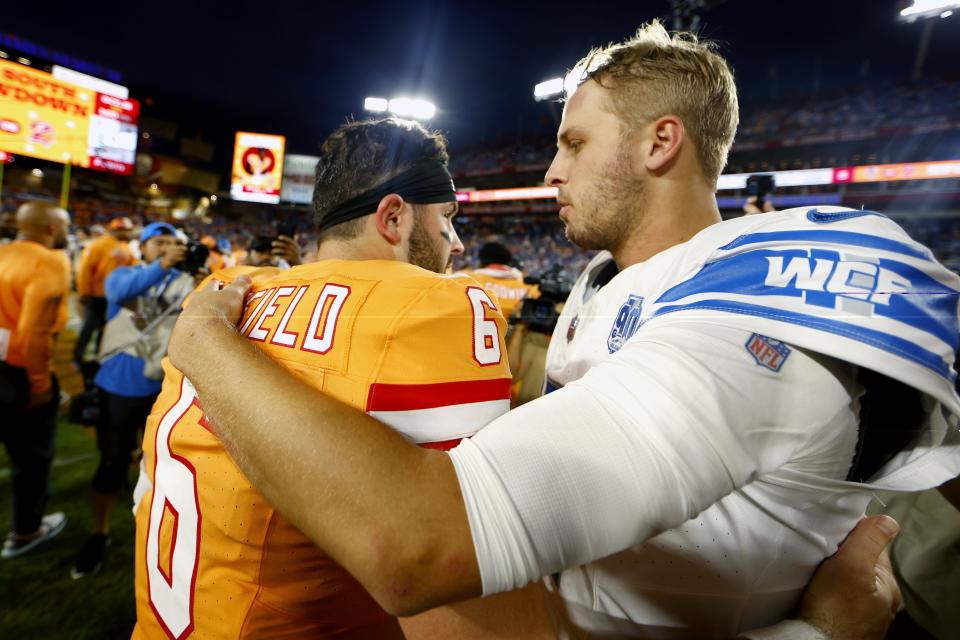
(418, 438), (464, 452)
(366, 378), (512, 412)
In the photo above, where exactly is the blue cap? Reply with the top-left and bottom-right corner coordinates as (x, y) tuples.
(140, 222), (178, 244)
(217, 238), (231, 253)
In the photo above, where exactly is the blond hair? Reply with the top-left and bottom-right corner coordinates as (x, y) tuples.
(567, 20), (739, 185)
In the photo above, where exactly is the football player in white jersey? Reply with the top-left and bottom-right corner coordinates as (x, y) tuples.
(166, 22), (959, 639)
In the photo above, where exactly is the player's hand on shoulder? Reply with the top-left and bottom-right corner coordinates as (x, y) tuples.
(798, 515), (901, 640)
(169, 275), (252, 374)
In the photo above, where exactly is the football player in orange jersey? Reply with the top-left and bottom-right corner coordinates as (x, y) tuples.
(458, 242), (536, 320)
(457, 242), (546, 407)
(132, 117), (552, 639)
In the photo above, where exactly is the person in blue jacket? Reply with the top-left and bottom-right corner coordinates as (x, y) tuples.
(72, 222), (198, 578)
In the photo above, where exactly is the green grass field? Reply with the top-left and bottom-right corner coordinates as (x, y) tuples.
(1, 418), (139, 639)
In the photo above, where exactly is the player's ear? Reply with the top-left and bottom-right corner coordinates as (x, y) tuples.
(643, 115), (684, 174)
(373, 193), (406, 246)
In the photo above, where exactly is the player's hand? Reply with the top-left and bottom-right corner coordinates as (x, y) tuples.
(159, 244), (188, 270)
(743, 196), (763, 215)
(743, 196), (778, 215)
(272, 235), (302, 266)
(798, 515), (901, 640)
(168, 276), (252, 374)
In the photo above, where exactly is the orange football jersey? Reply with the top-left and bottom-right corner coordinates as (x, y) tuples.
(76, 234), (137, 297)
(458, 264), (537, 319)
(133, 259), (511, 639)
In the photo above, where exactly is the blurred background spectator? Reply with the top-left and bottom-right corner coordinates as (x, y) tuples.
(0, 202), (71, 559)
(73, 218), (136, 372)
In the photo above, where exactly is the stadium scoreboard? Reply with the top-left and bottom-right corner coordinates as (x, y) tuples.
(0, 58), (139, 175)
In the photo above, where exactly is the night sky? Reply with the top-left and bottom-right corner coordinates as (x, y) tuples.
(6, 0), (958, 157)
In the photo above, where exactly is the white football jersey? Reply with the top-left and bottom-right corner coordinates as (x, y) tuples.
(450, 207), (960, 638)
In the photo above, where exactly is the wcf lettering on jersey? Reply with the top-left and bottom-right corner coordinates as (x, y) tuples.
(763, 248), (911, 314)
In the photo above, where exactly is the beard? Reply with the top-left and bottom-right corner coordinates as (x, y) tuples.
(408, 214), (448, 274)
(52, 232), (69, 250)
(563, 141), (646, 253)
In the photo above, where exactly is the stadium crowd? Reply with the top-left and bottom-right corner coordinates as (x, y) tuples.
(448, 77), (960, 179)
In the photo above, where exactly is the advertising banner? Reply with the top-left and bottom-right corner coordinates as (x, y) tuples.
(230, 131), (285, 203)
(280, 153), (318, 204)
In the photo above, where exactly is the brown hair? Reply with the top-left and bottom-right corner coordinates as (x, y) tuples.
(312, 117), (449, 241)
(569, 20), (739, 185)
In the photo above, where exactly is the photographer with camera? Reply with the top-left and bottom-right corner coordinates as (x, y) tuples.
(743, 173), (777, 214)
(246, 231), (303, 268)
(508, 264), (573, 406)
(71, 222), (204, 578)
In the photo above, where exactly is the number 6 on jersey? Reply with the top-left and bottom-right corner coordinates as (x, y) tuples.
(145, 378), (202, 639)
(467, 287), (502, 366)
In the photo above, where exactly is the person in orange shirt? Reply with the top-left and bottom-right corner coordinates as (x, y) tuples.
(0, 200), (71, 559)
(203, 236), (234, 272)
(74, 216), (137, 368)
(458, 242), (548, 406)
(458, 242), (536, 320)
(133, 118), (552, 639)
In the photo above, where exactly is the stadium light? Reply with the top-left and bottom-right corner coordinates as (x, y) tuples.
(533, 78), (564, 101)
(387, 97), (436, 120)
(364, 97), (389, 113)
(899, 0), (960, 21)
(898, 1), (958, 80)
(364, 96), (436, 119)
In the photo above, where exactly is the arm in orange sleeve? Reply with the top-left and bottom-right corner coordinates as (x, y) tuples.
(17, 257), (69, 393)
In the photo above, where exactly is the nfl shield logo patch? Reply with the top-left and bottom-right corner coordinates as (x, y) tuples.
(745, 334), (792, 372)
(607, 294), (643, 353)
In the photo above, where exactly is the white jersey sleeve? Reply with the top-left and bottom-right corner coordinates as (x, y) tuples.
(449, 321), (861, 595)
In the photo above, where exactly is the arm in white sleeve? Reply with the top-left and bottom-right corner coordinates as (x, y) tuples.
(449, 322), (859, 595)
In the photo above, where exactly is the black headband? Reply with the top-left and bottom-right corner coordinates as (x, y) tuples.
(318, 160), (456, 231)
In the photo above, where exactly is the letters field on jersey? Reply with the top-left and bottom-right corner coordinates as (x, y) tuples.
(133, 260), (512, 639)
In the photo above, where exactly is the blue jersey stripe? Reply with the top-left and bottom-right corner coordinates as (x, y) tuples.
(650, 299), (955, 381)
(719, 230), (932, 261)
